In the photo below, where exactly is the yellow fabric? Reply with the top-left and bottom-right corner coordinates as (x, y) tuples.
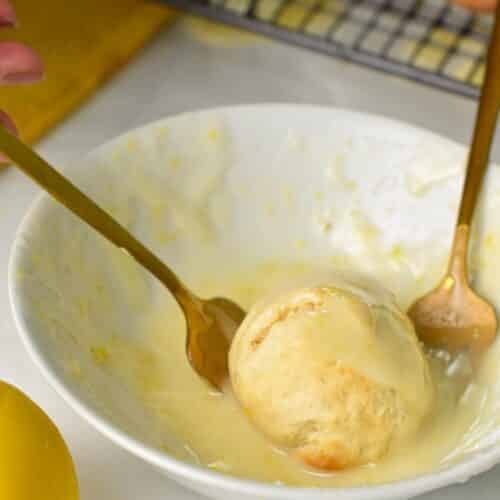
(0, 0), (177, 144)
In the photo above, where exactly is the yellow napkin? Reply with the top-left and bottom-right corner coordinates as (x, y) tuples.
(0, 0), (176, 144)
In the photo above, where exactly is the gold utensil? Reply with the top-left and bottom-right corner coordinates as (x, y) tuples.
(0, 127), (245, 389)
(408, 4), (500, 358)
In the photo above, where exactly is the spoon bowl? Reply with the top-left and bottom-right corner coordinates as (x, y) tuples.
(183, 295), (245, 388)
(408, 227), (497, 356)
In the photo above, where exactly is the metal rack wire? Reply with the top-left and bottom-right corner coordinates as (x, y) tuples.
(159, 0), (493, 98)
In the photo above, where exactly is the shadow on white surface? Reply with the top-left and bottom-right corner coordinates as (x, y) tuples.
(419, 463), (500, 499)
(77, 442), (202, 500)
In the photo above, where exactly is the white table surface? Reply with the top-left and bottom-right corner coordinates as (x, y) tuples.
(1, 17), (500, 500)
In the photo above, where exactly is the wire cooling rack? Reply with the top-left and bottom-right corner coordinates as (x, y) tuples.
(159, 0), (493, 98)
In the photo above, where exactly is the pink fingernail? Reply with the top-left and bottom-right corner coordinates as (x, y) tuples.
(3, 69), (44, 83)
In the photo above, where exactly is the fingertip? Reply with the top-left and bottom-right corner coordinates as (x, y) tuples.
(450, 0), (497, 11)
(0, 1), (16, 27)
(0, 42), (44, 83)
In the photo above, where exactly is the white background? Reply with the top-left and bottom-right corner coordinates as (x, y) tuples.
(1, 18), (499, 499)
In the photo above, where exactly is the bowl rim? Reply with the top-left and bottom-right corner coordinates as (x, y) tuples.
(8, 104), (500, 499)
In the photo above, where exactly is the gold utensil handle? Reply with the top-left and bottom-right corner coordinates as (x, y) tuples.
(0, 126), (190, 304)
(457, 3), (500, 227)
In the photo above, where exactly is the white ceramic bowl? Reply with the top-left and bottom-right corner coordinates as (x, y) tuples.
(9, 105), (500, 500)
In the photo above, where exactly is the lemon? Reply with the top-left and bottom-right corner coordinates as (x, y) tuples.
(0, 381), (79, 500)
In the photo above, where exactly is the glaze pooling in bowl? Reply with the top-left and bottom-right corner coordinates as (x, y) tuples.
(9, 106), (500, 500)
